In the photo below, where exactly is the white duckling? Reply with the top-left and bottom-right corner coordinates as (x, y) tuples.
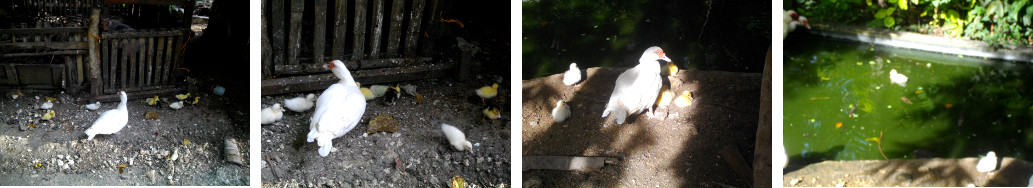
(602, 46), (669, 124)
(441, 123), (473, 153)
(284, 93), (316, 112)
(552, 100), (570, 122)
(889, 69), (908, 87)
(307, 60), (367, 157)
(260, 103), (284, 124)
(976, 151), (997, 173)
(775, 145), (787, 169)
(40, 100), (54, 110)
(784, 10), (811, 39)
(84, 91), (129, 140)
(562, 63), (582, 86)
(168, 101), (184, 110)
(85, 101), (101, 110)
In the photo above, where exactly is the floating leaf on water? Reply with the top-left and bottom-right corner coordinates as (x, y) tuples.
(865, 137), (881, 142)
(836, 122), (843, 129)
(116, 163), (129, 174)
(809, 97), (830, 100)
(451, 176), (465, 188)
(914, 90), (924, 95)
(183, 139), (190, 146)
(367, 114), (400, 134)
(145, 111), (160, 119)
(945, 104), (953, 108)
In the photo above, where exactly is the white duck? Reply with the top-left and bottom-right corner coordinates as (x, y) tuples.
(40, 100), (54, 109)
(889, 69), (908, 87)
(284, 93), (316, 112)
(784, 10), (811, 39)
(441, 123), (474, 153)
(307, 60), (367, 157)
(168, 101), (184, 109)
(562, 63), (582, 86)
(85, 101), (101, 110)
(976, 151), (997, 173)
(84, 91), (129, 140)
(601, 46), (669, 124)
(552, 100), (571, 122)
(260, 103), (284, 124)
(775, 145), (787, 169)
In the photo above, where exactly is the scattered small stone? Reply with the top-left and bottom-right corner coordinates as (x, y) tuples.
(790, 178), (801, 186)
(147, 170), (157, 184)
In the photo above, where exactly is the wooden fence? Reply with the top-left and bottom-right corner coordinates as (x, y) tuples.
(261, 0), (451, 95)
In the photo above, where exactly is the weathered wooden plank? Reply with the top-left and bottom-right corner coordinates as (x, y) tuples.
(352, 0), (368, 60)
(104, 39), (112, 91)
(271, 0), (285, 69)
(261, 62), (455, 96)
(0, 42), (89, 50)
(161, 36), (175, 84)
(331, 0), (348, 60)
(129, 38), (139, 88)
(120, 38), (128, 89)
(522, 156), (618, 171)
(101, 29), (187, 38)
(155, 36), (166, 85)
(287, 0), (304, 65)
(405, 0), (424, 57)
(313, 0), (326, 64)
(0, 50), (87, 57)
(386, 0), (404, 57)
(145, 37), (154, 85)
(168, 35), (181, 85)
(87, 8), (101, 95)
(369, 0), (385, 58)
(102, 0), (194, 6)
(0, 27), (85, 34)
(273, 57), (433, 75)
(261, 0), (272, 76)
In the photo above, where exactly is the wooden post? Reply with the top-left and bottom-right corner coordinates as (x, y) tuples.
(288, 0), (304, 65)
(404, 0), (425, 57)
(332, 0), (348, 61)
(369, 0), (384, 58)
(88, 8), (102, 98)
(262, 0), (272, 76)
(352, 0), (367, 60)
(313, 0), (326, 63)
(271, 0), (285, 72)
(386, 0), (404, 57)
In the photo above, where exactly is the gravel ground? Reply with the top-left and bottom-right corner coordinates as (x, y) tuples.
(783, 157), (1033, 187)
(522, 67), (762, 187)
(260, 76), (512, 187)
(0, 90), (250, 186)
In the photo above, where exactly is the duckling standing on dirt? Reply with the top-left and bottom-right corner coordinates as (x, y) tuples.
(977, 151), (997, 173)
(382, 85), (401, 105)
(169, 101), (184, 110)
(482, 107), (501, 123)
(41, 110), (56, 121)
(563, 63), (581, 86)
(85, 101), (102, 110)
(144, 95), (159, 106)
(357, 82), (375, 100)
(552, 100), (570, 122)
(40, 100), (54, 110)
(260, 103), (284, 124)
(674, 91), (693, 108)
(284, 93), (316, 112)
(175, 93), (191, 100)
(441, 124), (474, 153)
(475, 83), (499, 100)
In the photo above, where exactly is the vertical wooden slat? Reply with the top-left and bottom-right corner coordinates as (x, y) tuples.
(120, 38), (128, 90)
(271, 0), (285, 72)
(135, 37), (144, 87)
(352, 0), (367, 60)
(104, 39), (113, 90)
(313, 0), (326, 63)
(169, 35), (182, 85)
(162, 36), (176, 85)
(129, 38), (138, 88)
(386, 0), (404, 57)
(155, 36), (166, 85)
(145, 37), (154, 85)
(332, 0), (348, 60)
(405, 0), (424, 57)
(369, 0), (385, 58)
(261, 0), (271, 76)
(287, 0), (304, 65)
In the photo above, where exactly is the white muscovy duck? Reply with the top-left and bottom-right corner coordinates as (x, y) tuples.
(977, 151), (997, 173)
(284, 93), (316, 112)
(84, 91), (129, 140)
(784, 10), (811, 39)
(307, 60), (367, 157)
(889, 69), (908, 87)
(601, 46), (669, 124)
(562, 62), (582, 86)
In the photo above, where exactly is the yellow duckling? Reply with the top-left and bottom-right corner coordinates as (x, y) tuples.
(9, 89), (24, 99)
(145, 95), (159, 106)
(482, 107), (501, 120)
(656, 88), (676, 107)
(357, 82), (375, 100)
(41, 110), (56, 121)
(191, 96), (200, 104)
(666, 61), (679, 76)
(674, 91), (693, 107)
(175, 93), (191, 100)
(475, 83), (499, 99)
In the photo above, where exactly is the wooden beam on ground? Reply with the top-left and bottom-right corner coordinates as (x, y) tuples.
(1, 50), (87, 57)
(0, 42), (88, 50)
(102, 0), (194, 6)
(261, 62), (454, 95)
(272, 57), (432, 75)
(522, 156), (618, 171)
(719, 144), (753, 185)
(0, 27), (87, 34)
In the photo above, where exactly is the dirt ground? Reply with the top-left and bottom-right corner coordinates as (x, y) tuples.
(783, 157), (1033, 187)
(260, 76), (512, 187)
(521, 67), (762, 187)
(0, 89), (250, 186)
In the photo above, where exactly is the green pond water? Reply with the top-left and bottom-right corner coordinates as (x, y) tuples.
(783, 37), (1033, 164)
